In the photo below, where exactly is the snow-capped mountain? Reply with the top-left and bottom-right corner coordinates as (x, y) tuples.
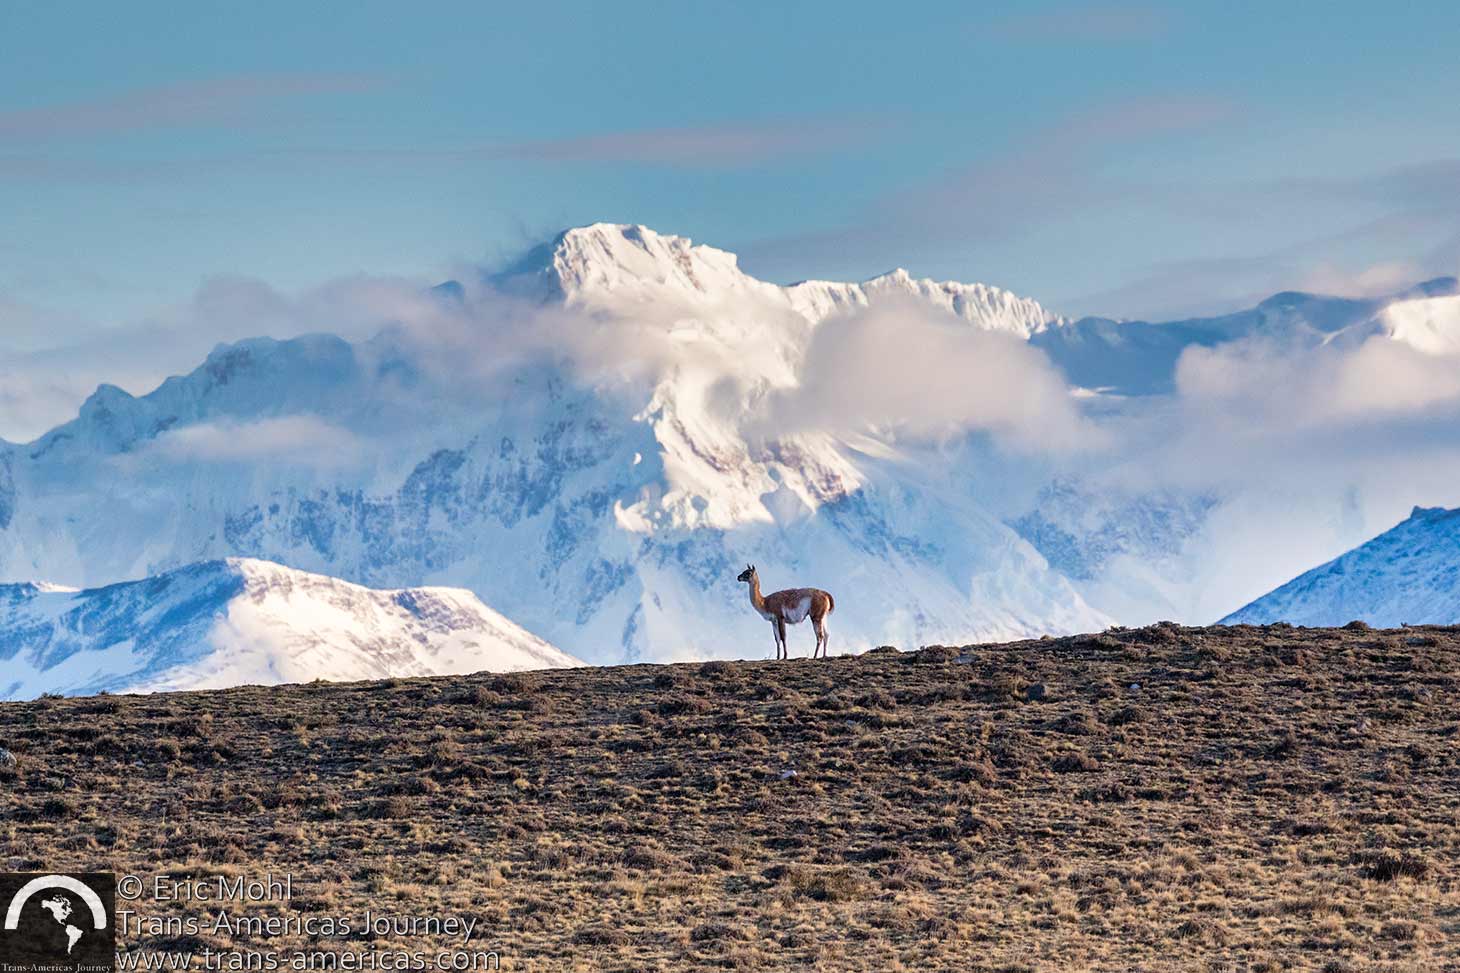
(1032, 276), (1460, 395)
(1, 558), (579, 700)
(0, 224), (1116, 664)
(1220, 506), (1460, 627)
(494, 222), (1063, 337)
(3, 222), (1459, 669)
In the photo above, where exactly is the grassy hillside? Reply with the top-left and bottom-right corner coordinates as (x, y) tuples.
(3, 623), (1458, 971)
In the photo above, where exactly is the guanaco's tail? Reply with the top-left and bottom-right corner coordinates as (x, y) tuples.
(827, 591), (835, 613)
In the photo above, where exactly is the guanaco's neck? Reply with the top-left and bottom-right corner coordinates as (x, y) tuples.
(747, 575), (766, 614)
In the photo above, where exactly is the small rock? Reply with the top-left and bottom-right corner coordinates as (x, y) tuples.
(778, 769), (798, 780)
(0, 748), (15, 768)
(1129, 682), (1141, 691)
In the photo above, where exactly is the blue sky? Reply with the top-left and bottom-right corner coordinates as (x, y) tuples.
(3, 0), (1460, 335)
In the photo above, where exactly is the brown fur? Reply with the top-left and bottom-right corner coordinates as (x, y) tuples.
(736, 565), (834, 659)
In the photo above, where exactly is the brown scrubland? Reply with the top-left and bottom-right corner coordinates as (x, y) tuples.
(2, 622), (1458, 971)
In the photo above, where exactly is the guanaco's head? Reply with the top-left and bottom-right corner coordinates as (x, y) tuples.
(736, 564), (757, 584)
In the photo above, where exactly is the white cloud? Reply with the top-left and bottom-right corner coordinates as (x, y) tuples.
(143, 416), (365, 469)
(1290, 261), (1427, 301)
(486, 118), (880, 167)
(0, 368), (94, 444)
(759, 299), (1098, 451)
(1069, 327), (1460, 619)
(0, 274), (433, 443)
(0, 74), (381, 141)
(1174, 334), (1460, 431)
(1078, 329), (1460, 508)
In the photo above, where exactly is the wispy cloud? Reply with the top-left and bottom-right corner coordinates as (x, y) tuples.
(888, 95), (1236, 231)
(0, 294), (88, 352)
(741, 103), (1460, 323)
(1263, 158), (1460, 206)
(142, 415), (365, 469)
(988, 4), (1175, 42)
(0, 154), (161, 183)
(488, 118), (881, 167)
(0, 114), (883, 183)
(256, 117), (886, 169)
(0, 74), (382, 141)
(0, 273), (432, 442)
(742, 93), (1240, 276)
(1063, 181), (1460, 320)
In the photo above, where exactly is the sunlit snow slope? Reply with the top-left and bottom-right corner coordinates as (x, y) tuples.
(1220, 506), (1460, 627)
(1, 558), (579, 699)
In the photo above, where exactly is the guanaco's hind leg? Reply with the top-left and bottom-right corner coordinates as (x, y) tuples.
(775, 617), (788, 660)
(813, 615), (828, 658)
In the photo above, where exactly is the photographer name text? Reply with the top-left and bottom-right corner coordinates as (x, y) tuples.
(119, 873), (294, 904)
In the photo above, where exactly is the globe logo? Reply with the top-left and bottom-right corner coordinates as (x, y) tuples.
(36, 893), (85, 954)
(0, 873), (114, 971)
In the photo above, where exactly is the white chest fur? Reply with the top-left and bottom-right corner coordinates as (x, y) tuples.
(780, 596), (812, 624)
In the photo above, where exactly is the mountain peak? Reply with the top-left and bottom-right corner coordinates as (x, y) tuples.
(79, 383), (135, 415)
(1408, 505), (1460, 523)
(1402, 276), (1460, 299)
(489, 224), (1060, 339)
(493, 222), (752, 305)
(1255, 277), (1460, 316)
